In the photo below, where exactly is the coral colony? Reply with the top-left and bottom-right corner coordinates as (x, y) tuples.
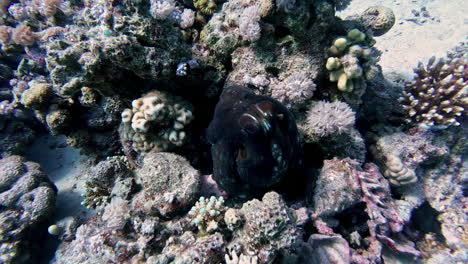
(0, 0), (466, 263)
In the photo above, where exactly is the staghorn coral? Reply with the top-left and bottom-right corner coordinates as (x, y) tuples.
(400, 54), (467, 128)
(360, 6), (396, 36)
(305, 100), (355, 138)
(119, 90), (194, 153)
(187, 196), (226, 234)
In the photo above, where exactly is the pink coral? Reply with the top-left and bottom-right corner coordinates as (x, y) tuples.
(12, 24), (37, 46)
(0, 25), (12, 44)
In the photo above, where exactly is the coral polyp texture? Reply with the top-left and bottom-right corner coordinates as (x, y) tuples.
(326, 28), (378, 95)
(401, 54), (468, 128)
(187, 196), (226, 234)
(305, 100), (355, 138)
(119, 90), (194, 152)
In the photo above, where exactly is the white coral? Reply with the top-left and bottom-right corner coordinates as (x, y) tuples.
(150, 0), (177, 20)
(306, 100), (355, 137)
(239, 5), (261, 42)
(271, 72), (316, 107)
(101, 197), (130, 230)
(179, 8), (195, 29)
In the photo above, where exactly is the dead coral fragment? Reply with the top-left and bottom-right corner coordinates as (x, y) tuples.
(401, 55), (468, 128)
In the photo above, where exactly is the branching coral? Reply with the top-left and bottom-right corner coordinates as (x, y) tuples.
(400, 55), (467, 128)
(81, 181), (111, 209)
(119, 90), (194, 152)
(305, 100), (355, 137)
(187, 196), (226, 234)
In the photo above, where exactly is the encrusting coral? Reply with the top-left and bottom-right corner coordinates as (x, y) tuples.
(400, 54), (467, 128)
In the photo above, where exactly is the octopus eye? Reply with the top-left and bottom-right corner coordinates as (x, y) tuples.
(256, 101), (274, 116)
(237, 146), (249, 160)
(239, 114), (260, 134)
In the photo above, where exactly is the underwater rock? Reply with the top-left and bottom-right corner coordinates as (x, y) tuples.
(0, 156), (56, 263)
(312, 158), (362, 217)
(149, 231), (225, 264)
(133, 152), (201, 217)
(360, 6), (396, 37)
(207, 86), (303, 196)
(231, 192), (301, 263)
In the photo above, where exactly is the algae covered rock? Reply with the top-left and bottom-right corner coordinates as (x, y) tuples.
(0, 156), (57, 263)
(134, 152), (201, 217)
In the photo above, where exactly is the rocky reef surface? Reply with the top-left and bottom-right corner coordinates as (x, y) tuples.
(0, 0), (467, 263)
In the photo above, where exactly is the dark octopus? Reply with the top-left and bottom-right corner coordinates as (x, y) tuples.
(207, 86), (303, 196)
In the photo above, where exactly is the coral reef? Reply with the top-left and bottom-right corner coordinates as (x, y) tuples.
(187, 196), (226, 234)
(400, 54), (467, 128)
(0, 0), (466, 263)
(0, 156), (56, 263)
(134, 152), (200, 217)
(304, 100), (355, 138)
(119, 90), (194, 153)
(230, 192), (301, 263)
(360, 6), (396, 36)
(325, 28), (379, 108)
